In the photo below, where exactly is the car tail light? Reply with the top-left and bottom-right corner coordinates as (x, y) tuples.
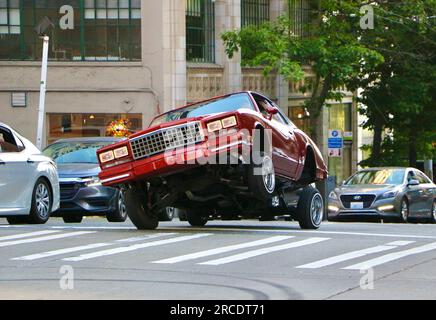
(99, 150), (115, 163)
(114, 146), (129, 159)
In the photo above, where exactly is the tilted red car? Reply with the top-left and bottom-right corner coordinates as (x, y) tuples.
(97, 91), (328, 230)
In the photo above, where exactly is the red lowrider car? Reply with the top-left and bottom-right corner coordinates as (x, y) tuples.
(97, 92), (328, 230)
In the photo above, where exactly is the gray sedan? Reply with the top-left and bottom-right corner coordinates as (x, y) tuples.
(328, 167), (436, 223)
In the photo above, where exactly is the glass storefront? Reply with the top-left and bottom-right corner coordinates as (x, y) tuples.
(47, 113), (142, 145)
(0, 0), (141, 61)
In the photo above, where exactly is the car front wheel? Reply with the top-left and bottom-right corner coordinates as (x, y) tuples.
(297, 186), (323, 230)
(107, 190), (128, 223)
(125, 187), (159, 230)
(400, 198), (409, 223)
(28, 179), (52, 224)
(430, 200), (436, 224)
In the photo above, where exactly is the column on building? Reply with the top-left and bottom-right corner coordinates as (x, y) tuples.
(214, 0), (243, 94)
(142, 0), (187, 113)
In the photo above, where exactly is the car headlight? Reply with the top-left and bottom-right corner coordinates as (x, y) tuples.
(207, 116), (238, 132)
(329, 191), (338, 200)
(99, 150), (115, 163)
(84, 177), (101, 187)
(114, 146), (129, 159)
(380, 190), (398, 199)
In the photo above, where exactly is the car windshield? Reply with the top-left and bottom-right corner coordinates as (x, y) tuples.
(346, 169), (405, 185)
(43, 141), (115, 164)
(150, 93), (254, 127)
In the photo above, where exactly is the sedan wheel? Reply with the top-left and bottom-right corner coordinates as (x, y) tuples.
(28, 179), (52, 224)
(430, 201), (436, 224)
(400, 199), (409, 223)
(107, 190), (128, 223)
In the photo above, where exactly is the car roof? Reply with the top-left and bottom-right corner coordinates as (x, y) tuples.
(49, 137), (123, 144)
(152, 91), (262, 120)
(359, 167), (411, 171)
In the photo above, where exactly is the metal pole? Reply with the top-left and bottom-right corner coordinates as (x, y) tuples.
(36, 35), (49, 150)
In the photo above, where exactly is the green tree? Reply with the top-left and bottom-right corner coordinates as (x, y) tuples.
(222, 0), (384, 143)
(357, 0), (436, 167)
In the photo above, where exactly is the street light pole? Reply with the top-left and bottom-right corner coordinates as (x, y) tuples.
(36, 35), (49, 150)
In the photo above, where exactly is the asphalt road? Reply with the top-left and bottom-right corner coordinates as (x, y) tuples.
(0, 217), (435, 300)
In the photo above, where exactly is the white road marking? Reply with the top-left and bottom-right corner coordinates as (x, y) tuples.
(343, 242), (436, 270)
(0, 230), (59, 242)
(12, 243), (112, 261)
(0, 231), (95, 248)
(115, 233), (176, 243)
(152, 236), (294, 264)
(296, 241), (414, 269)
(12, 233), (175, 261)
(199, 237), (330, 266)
(63, 233), (213, 262)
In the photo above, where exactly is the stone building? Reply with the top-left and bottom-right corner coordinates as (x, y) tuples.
(0, 0), (359, 183)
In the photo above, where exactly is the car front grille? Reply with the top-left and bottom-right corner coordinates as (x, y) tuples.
(340, 194), (376, 209)
(129, 122), (204, 160)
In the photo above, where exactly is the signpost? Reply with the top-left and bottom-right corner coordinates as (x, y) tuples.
(34, 17), (54, 150)
(328, 130), (343, 158)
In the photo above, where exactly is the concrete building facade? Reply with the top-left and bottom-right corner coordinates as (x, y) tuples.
(0, 0), (358, 183)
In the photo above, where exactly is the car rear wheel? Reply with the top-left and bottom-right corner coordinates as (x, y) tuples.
(430, 200), (436, 224)
(182, 209), (208, 227)
(28, 179), (52, 224)
(159, 207), (175, 222)
(297, 186), (323, 230)
(125, 187), (159, 230)
(400, 198), (409, 223)
(107, 190), (128, 223)
(63, 215), (83, 223)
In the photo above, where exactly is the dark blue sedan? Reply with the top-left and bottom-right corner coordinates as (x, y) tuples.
(43, 137), (127, 223)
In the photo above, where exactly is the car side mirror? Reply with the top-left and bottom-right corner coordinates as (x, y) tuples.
(408, 179), (420, 186)
(265, 107), (279, 120)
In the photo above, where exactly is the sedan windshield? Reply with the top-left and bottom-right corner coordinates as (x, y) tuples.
(43, 141), (114, 164)
(150, 93), (254, 127)
(346, 169), (405, 185)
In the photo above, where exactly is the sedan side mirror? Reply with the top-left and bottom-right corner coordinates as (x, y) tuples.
(408, 179), (420, 186)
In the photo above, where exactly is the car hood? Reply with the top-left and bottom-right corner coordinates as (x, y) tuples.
(335, 184), (400, 195)
(57, 163), (101, 179)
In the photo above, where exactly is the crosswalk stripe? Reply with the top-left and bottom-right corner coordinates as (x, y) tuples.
(63, 233), (213, 262)
(11, 233), (174, 261)
(199, 237), (330, 266)
(343, 241), (436, 270)
(12, 243), (112, 261)
(0, 230), (59, 242)
(152, 236), (294, 264)
(296, 241), (415, 269)
(0, 231), (95, 248)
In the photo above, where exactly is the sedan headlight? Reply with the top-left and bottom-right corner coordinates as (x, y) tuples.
(84, 177), (101, 187)
(380, 190), (398, 199)
(207, 116), (238, 132)
(207, 120), (223, 132)
(99, 150), (115, 163)
(329, 191), (338, 200)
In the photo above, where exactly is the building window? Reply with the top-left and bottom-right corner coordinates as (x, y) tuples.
(47, 113), (142, 145)
(0, 0), (141, 61)
(241, 0), (270, 28)
(186, 0), (215, 63)
(287, 0), (317, 38)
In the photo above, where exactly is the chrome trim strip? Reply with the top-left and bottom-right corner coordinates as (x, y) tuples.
(100, 173), (130, 184)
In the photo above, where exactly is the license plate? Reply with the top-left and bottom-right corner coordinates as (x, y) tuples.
(350, 202), (364, 209)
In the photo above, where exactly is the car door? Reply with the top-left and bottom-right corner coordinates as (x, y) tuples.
(415, 171), (435, 217)
(253, 95), (299, 177)
(405, 170), (427, 217)
(0, 127), (36, 210)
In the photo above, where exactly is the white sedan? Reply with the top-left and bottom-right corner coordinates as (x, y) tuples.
(0, 123), (60, 224)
